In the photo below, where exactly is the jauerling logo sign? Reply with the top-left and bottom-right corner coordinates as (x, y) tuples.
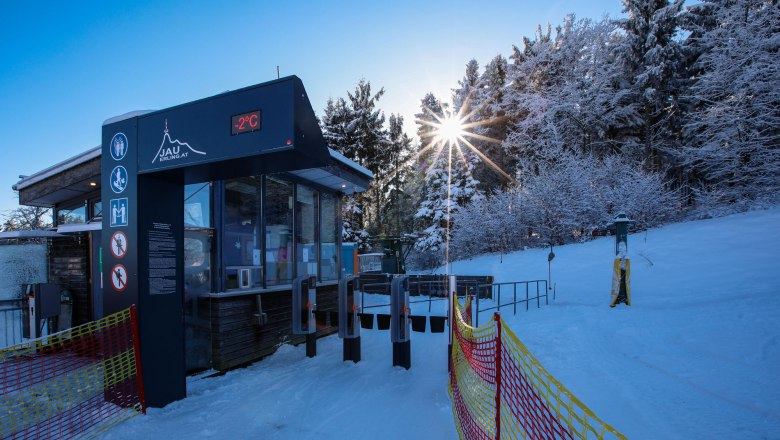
(152, 119), (206, 164)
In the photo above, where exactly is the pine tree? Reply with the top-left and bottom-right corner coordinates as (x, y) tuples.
(472, 55), (511, 192)
(614, 0), (685, 169)
(680, 0), (780, 207)
(413, 93), (481, 257)
(321, 79), (392, 248)
(383, 114), (416, 236)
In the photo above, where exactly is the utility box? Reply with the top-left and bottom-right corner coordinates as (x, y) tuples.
(610, 212), (633, 307)
(338, 275), (361, 362)
(391, 275), (411, 369)
(22, 283), (61, 339)
(613, 212), (631, 256)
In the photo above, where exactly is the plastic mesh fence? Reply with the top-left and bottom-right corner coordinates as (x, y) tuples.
(0, 307), (145, 440)
(450, 296), (625, 440)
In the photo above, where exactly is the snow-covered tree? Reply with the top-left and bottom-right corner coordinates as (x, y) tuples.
(614, 0), (685, 169)
(414, 93), (481, 258)
(382, 113), (416, 236)
(471, 55), (511, 192)
(1, 205), (52, 231)
(341, 196), (369, 250)
(451, 152), (676, 258)
(321, 79), (393, 244)
(679, 0), (780, 208)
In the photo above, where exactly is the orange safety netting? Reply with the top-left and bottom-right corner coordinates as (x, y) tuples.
(0, 307), (145, 440)
(450, 296), (625, 440)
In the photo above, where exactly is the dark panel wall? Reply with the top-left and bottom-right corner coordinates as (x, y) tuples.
(48, 235), (89, 325)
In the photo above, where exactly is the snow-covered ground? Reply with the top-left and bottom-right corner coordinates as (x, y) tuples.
(100, 208), (780, 439)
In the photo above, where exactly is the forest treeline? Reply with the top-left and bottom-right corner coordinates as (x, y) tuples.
(321, 0), (778, 268)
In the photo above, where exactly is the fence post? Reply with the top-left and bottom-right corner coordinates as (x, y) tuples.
(497, 285), (501, 313)
(536, 282), (540, 309)
(494, 312), (502, 439)
(476, 286), (480, 327)
(129, 305), (147, 415)
(545, 280), (549, 305)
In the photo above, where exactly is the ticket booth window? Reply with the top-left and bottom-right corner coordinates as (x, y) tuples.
(296, 184), (319, 278)
(320, 193), (339, 281)
(265, 176), (294, 286)
(223, 177), (262, 290)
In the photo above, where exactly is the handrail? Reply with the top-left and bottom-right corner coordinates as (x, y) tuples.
(474, 279), (550, 326)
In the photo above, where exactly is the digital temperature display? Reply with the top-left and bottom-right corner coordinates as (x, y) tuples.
(231, 110), (262, 135)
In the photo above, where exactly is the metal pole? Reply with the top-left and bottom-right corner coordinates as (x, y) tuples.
(448, 275), (456, 372)
(545, 280), (549, 305)
(476, 285), (480, 327)
(494, 313), (502, 440)
(526, 283), (529, 311)
(513, 283), (517, 316)
(536, 282), (540, 308)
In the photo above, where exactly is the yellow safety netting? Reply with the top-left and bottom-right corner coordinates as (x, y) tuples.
(449, 296), (626, 439)
(0, 307), (144, 439)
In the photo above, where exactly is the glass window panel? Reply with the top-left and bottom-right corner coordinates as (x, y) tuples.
(57, 205), (86, 225)
(320, 192), (339, 281)
(184, 230), (212, 298)
(265, 176), (293, 286)
(92, 201), (103, 220)
(184, 229), (212, 372)
(296, 184), (318, 278)
(223, 177), (261, 290)
(185, 183), (211, 228)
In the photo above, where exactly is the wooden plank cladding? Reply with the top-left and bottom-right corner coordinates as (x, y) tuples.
(208, 284), (339, 371)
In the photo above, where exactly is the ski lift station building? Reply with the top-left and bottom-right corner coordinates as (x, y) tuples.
(11, 77), (372, 407)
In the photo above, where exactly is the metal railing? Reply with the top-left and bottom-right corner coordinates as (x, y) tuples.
(474, 280), (552, 326)
(1, 298), (25, 348)
(359, 277), (480, 313)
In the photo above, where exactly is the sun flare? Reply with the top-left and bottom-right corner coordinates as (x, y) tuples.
(434, 113), (466, 146)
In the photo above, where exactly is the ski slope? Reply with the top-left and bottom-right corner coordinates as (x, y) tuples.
(100, 208), (780, 439)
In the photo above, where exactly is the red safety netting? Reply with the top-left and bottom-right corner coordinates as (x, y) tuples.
(0, 307), (145, 440)
(449, 296), (625, 440)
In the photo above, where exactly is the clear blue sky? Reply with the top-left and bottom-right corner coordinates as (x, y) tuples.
(0, 0), (623, 215)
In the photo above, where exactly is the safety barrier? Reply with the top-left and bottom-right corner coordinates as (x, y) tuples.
(450, 296), (625, 440)
(474, 280), (550, 327)
(0, 306), (145, 440)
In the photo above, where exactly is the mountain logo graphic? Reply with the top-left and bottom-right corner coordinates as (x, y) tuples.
(152, 120), (206, 164)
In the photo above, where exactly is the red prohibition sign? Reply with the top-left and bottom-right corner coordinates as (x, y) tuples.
(111, 264), (128, 292)
(110, 231), (128, 258)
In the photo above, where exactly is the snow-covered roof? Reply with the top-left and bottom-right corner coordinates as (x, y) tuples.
(328, 148), (373, 179)
(0, 230), (61, 239)
(102, 110), (156, 126)
(13, 146), (101, 192)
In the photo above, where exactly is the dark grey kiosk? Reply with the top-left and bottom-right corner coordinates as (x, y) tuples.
(13, 76), (372, 408)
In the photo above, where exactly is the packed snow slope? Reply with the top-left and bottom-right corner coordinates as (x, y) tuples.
(100, 208), (780, 439)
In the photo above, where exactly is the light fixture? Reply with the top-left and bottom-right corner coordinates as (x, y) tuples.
(341, 183), (347, 188)
(89, 182), (97, 187)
